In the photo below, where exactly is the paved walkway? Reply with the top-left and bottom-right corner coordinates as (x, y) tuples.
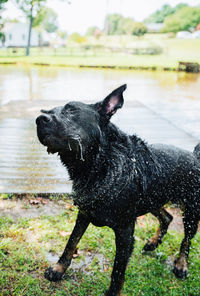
(0, 100), (198, 193)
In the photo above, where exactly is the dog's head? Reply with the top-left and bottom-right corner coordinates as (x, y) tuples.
(36, 84), (126, 158)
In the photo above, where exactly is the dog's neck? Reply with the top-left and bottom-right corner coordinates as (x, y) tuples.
(59, 144), (99, 181)
(59, 123), (132, 180)
(59, 123), (160, 200)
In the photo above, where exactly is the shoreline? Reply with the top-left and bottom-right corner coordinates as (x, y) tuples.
(0, 60), (192, 72)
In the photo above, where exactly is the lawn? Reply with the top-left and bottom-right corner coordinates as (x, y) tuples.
(0, 37), (200, 70)
(0, 195), (200, 296)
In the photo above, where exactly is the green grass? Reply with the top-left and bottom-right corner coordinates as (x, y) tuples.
(1, 37), (200, 70)
(0, 54), (180, 69)
(0, 197), (200, 296)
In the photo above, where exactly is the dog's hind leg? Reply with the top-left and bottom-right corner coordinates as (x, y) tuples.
(44, 211), (90, 282)
(143, 208), (173, 252)
(173, 209), (199, 278)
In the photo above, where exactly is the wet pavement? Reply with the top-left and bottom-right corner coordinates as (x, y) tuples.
(0, 99), (198, 193)
(0, 116), (69, 193)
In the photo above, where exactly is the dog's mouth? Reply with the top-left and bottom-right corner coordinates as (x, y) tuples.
(46, 146), (56, 154)
(43, 137), (58, 154)
(39, 133), (85, 160)
(40, 134), (70, 155)
(39, 134), (58, 154)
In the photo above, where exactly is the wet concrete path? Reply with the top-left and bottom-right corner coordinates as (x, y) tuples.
(0, 99), (198, 193)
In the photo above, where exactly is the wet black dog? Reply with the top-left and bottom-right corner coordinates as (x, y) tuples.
(36, 85), (200, 296)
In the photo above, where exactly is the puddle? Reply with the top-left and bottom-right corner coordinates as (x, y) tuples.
(45, 250), (109, 274)
(165, 255), (176, 268)
(46, 252), (59, 264)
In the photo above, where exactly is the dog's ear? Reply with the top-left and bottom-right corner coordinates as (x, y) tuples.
(40, 109), (51, 114)
(95, 84), (127, 118)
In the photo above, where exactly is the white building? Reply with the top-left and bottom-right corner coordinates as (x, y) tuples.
(1, 22), (39, 47)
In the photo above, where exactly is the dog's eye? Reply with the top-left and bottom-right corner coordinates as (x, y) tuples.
(64, 104), (77, 113)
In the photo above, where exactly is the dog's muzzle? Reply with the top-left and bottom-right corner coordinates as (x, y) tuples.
(36, 114), (52, 126)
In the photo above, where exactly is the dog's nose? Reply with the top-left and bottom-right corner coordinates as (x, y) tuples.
(36, 114), (51, 125)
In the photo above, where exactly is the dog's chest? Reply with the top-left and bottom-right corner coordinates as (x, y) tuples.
(73, 189), (136, 228)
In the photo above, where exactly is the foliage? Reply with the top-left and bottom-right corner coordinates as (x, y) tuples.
(104, 14), (147, 36)
(86, 26), (101, 39)
(145, 3), (188, 24)
(131, 22), (147, 37)
(104, 14), (123, 35)
(14, 0), (69, 55)
(86, 26), (99, 36)
(33, 7), (58, 33)
(0, 0), (8, 26)
(118, 17), (135, 35)
(0, 32), (5, 44)
(69, 32), (88, 44)
(57, 30), (68, 40)
(162, 6), (200, 33)
(0, 0), (7, 7)
(14, 0), (47, 55)
(0, 0), (7, 44)
(15, 0), (46, 19)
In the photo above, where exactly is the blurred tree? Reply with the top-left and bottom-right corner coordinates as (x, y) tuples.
(162, 6), (200, 33)
(104, 14), (123, 35)
(15, 0), (46, 55)
(118, 17), (135, 35)
(34, 7), (58, 33)
(0, 0), (8, 44)
(103, 14), (147, 37)
(0, 0), (7, 8)
(145, 3), (188, 23)
(131, 22), (147, 37)
(15, 0), (70, 56)
(0, 0), (7, 25)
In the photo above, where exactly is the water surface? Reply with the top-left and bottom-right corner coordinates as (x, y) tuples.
(1, 65), (200, 137)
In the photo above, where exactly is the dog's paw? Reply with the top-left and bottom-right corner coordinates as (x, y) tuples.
(173, 266), (188, 279)
(173, 258), (188, 279)
(44, 264), (66, 282)
(143, 240), (159, 252)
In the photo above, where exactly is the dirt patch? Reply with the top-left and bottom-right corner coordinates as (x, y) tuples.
(137, 207), (200, 233)
(0, 198), (69, 221)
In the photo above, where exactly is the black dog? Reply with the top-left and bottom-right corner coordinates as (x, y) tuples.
(36, 85), (200, 296)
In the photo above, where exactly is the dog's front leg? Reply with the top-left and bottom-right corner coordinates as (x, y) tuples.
(44, 211), (90, 281)
(105, 222), (135, 296)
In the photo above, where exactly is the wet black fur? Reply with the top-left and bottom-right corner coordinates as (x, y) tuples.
(36, 85), (200, 296)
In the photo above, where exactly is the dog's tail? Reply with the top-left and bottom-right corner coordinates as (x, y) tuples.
(193, 143), (200, 161)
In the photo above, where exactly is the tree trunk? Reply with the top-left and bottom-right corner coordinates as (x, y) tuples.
(26, 5), (33, 56)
